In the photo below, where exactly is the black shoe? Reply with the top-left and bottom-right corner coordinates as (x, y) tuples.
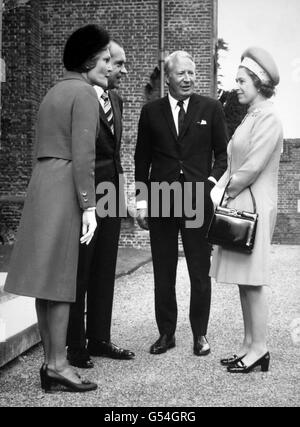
(67, 347), (94, 369)
(150, 334), (176, 355)
(40, 364), (47, 390)
(88, 340), (135, 360)
(44, 367), (97, 393)
(220, 354), (246, 366)
(227, 352), (270, 373)
(193, 336), (210, 356)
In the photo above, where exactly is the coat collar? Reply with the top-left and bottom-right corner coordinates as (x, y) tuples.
(60, 71), (91, 84)
(161, 96), (177, 141)
(177, 93), (202, 142)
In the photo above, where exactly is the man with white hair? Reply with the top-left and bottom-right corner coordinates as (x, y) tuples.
(135, 51), (228, 356)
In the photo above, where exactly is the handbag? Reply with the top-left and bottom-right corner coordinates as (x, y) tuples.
(206, 182), (258, 254)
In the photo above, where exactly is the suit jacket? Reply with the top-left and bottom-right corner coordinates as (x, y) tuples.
(36, 71), (99, 209)
(95, 90), (123, 184)
(134, 93), (228, 209)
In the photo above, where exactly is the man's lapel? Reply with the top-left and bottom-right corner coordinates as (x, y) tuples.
(109, 91), (122, 143)
(161, 94), (205, 143)
(177, 94), (203, 143)
(161, 96), (177, 142)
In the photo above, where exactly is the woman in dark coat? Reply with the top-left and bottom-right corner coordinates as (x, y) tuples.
(4, 25), (111, 392)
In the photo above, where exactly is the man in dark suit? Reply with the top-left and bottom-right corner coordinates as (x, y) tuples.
(67, 41), (135, 368)
(135, 51), (228, 356)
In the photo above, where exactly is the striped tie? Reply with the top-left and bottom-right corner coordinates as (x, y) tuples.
(101, 91), (114, 133)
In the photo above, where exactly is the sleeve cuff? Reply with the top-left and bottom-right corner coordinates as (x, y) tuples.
(208, 176), (217, 185)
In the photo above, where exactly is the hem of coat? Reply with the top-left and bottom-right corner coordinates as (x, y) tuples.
(3, 287), (75, 303)
(211, 278), (270, 287)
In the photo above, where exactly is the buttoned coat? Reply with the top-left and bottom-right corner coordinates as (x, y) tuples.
(4, 72), (99, 302)
(210, 100), (283, 286)
(135, 93), (228, 217)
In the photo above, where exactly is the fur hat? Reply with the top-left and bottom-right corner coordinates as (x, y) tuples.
(63, 24), (110, 71)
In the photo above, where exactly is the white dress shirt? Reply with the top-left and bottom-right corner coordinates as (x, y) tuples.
(168, 93), (190, 135)
(93, 85), (105, 109)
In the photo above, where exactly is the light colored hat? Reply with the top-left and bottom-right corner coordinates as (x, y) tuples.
(240, 46), (280, 86)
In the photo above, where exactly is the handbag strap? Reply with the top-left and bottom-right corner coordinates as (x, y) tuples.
(219, 181), (257, 213)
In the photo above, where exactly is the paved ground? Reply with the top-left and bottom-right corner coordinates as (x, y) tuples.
(0, 245), (299, 407)
(0, 245), (11, 272)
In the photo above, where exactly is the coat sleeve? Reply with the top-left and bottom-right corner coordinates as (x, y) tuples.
(134, 105), (152, 202)
(71, 85), (99, 210)
(215, 140), (232, 190)
(227, 110), (283, 199)
(210, 100), (229, 181)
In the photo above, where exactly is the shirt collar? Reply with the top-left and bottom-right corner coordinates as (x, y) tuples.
(93, 85), (105, 101)
(168, 93), (190, 111)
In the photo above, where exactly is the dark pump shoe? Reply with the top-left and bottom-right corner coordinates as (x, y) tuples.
(67, 347), (94, 369)
(43, 367), (97, 393)
(88, 340), (135, 360)
(220, 354), (246, 366)
(40, 364), (47, 390)
(150, 334), (176, 355)
(227, 352), (270, 374)
(193, 336), (210, 356)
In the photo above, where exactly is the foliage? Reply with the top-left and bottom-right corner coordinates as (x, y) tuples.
(216, 38), (229, 89)
(219, 89), (248, 139)
(216, 39), (247, 138)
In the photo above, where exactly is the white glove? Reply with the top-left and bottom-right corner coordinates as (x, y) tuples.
(80, 209), (97, 245)
(210, 185), (224, 208)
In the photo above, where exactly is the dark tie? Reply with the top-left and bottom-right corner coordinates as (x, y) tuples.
(101, 91), (114, 133)
(177, 100), (185, 135)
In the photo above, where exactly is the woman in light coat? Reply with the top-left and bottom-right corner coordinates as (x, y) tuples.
(210, 47), (283, 373)
(4, 25), (112, 391)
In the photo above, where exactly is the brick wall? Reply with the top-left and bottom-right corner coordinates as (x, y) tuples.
(273, 139), (300, 245)
(0, 0), (41, 242)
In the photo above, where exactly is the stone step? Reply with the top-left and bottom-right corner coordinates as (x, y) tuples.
(0, 273), (15, 303)
(0, 274), (40, 368)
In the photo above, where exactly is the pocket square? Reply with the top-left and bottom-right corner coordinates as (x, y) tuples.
(197, 120), (207, 126)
